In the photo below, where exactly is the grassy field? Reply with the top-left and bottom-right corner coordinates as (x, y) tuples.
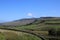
(0, 32), (6, 40)
(0, 29), (41, 40)
(0, 18), (60, 40)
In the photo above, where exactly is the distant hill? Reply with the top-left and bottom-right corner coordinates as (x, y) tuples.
(1, 18), (37, 26)
(0, 17), (60, 26)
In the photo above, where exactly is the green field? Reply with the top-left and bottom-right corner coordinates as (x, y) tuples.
(0, 18), (60, 40)
(0, 31), (41, 40)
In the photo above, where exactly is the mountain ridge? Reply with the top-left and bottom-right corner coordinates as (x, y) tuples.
(0, 17), (60, 26)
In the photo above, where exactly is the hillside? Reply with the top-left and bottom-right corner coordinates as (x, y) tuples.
(0, 17), (59, 26)
(0, 17), (60, 40)
(0, 17), (60, 30)
(1, 18), (37, 26)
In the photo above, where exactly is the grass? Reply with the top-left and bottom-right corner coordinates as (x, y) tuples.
(32, 31), (48, 35)
(0, 32), (6, 40)
(45, 21), (60, 23)
(18, 33), (42, 40)
(40, 25), (60, 31)
(0, 19), (60, 40)
(14, 24), (38, 30)
(0, 30), (42, 40)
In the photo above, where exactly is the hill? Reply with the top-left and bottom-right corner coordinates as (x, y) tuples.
(1, 17), (59, 26)
(1, 18), (37, 26)
(0, 17), (60, 31)
(0, 17), (60, 40)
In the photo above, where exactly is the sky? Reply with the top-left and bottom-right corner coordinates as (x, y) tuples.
(0, 0), (60, 22)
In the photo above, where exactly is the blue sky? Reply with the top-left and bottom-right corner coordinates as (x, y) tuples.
(0, 0), (60, 22)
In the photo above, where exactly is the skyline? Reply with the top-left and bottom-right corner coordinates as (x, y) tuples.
(0, 0), (60, 22)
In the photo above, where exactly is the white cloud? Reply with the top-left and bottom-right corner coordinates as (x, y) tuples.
(27, 13), (33, 17)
